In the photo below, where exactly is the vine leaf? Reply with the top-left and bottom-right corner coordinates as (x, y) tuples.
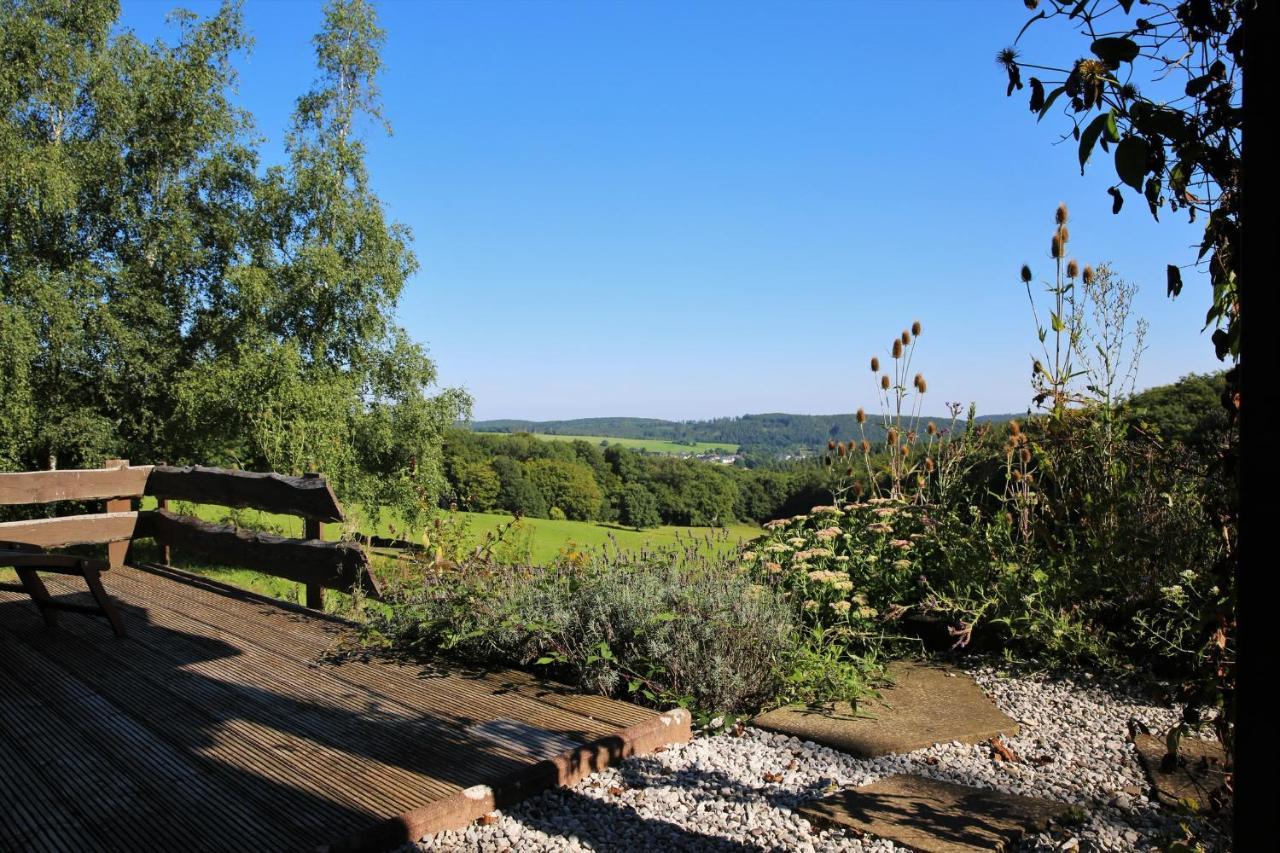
(1078, 111), (1112, 173)
(1114, 136), (1148, 191)
(1091, 37), (1140, 66)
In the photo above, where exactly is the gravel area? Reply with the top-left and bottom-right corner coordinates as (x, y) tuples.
(412, 666), (1229, 852)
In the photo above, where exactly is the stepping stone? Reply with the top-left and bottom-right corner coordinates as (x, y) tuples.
(798, 774), (1073, 852)
(752, 662), (1018, 757)
(1133, 732), (1229, 811)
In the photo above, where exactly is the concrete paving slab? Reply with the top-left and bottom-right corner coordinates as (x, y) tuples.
(1133, 732), (1229, 812)
(798, 773), (1072, 852)
(753, 662), (1018, 757)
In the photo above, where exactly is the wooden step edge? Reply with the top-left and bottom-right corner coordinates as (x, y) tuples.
(317, 707), (693, 853)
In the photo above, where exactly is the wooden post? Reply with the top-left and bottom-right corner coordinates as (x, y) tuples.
(104, 459), (130, 569)
(157, 461), (172, 565)
(303, 473), (323, 610)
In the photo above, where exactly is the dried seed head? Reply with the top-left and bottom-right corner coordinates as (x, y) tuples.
(854, 481), (864, 497)
(1055, 202), (1068, 225)
(1024, 472), (1035, 485)
(912, 320), (922, 336)
(870, 356), (880, 372)
(846, 466), (855, 476)
(913, 373), (927, 393)
(901, 330), (911, 346)
(837, 442), (847, 457)
(1082, 264), (1094, 285)
(1010, 420), (1022, 436)
(925, 456), (936, 473)
(900, 444), (910, 458)
(1033, 360), (1044, 375)
(828, 439), (836, 451)
(1020, 264), (1033, 283)
(892, 339), (903, 359)
(860, 439), (871, 453)
(1057, 224), (1070, 245)
(887, 428), (899, 446)
(1066, 259), (1079, 279)
(881, 374), (891, 390)
(1020, 447), (1032, 464)
(1012, 469), (1023, 481)
(1050, 233), (1063, 259)
(856, 407), (866, 424)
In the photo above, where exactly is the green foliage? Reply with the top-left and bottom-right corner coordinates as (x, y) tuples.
(524, 458), (603, 521)
(369, 544), (873, 716)
(0, 0), (467, 529)
(618, 483), (662, 530)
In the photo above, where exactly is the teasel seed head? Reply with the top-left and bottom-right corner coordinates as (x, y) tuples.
(1055, 202), (1068, 225)
(1066, 259), (1079, 279)
(927, 421), (937, 436)
(925, 456), (936, 473)
(1025, 471), (1035, 485)
(901, 330), (911, 345)
(856, 407), (866, 424)
(837, 441), (847, 457)
(1020, 447), (1032, 464)
(1033, 359), (1044, 375)
(870, 356), (880, 372)
(1057, 224), (1070, 245)
(861, 439), (871, 454)
(1010, 420), (1021, 436)
(881, 374), (891, 390)
(901, 444), (910, 458)
(912, 320), (922, 336)
(913, 373), (927, 393)
(892, 339), (903, 359)
(1050, 233), (1063, 259)
(827, 438), (836, 451)
(1012, 468), (1023, 482)
(1020, 264), (1033, 283)
(887, 428), (899, 446)
(854, 481), (864, 497)
(1082, 264), (1094, 285)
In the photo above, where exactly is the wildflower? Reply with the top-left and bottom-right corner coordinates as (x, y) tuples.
(890, 539), (913, 550)
(764, 543), (791, 553)
(866, 522), (893, 534)
(811, 505), (842, 515)
(788, 537), (807, 547)
(815, 527), (841, 541)
(830, 600), (852, 615)
(858, 606), (879, 619)
(764, 561), (783, 574)
(741, 551), (757, 561)
(803, 599), (820, 611)
(763, 519), (789, 530)
(807, 570), (844, 585)
(893, 559), (913, 571)
(872, 507), (897, 517)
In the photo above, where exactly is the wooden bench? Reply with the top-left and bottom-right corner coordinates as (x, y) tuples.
(0, 542), (126, 637)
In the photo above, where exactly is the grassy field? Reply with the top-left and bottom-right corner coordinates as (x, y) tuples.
(528, 433), (739, 455)
(105, 500), (761, 607)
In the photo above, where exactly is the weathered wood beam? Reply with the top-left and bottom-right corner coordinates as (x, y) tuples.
(0, 465), (152, 506)
(0, 512), (140, 549)
(144, 466), (345, 522)
(140, 509), (379, 598)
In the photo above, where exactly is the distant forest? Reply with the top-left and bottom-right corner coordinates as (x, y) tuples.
(472, 411), (1019, 458)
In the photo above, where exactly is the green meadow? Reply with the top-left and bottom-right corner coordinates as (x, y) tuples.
(526, 433), (739, 455)
(115, 499), (760, 606)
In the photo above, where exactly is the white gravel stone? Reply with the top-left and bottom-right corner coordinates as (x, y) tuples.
(411, 665), (1229, 852)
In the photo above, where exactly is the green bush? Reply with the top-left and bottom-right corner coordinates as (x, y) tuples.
(367, 546), (873, 717)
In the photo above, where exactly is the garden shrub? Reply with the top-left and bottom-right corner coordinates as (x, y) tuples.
(367, 545), (873, 717)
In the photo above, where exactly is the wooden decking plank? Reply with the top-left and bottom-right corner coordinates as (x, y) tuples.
(0, 605), (382, 844)
(33, 576), (540, 797)
(0, 665), (98, 853)
(100, 569), (626, 743)
(0, 647), (168, 852)
(112, 564), (643, 740)
(0, 628), (298, 852)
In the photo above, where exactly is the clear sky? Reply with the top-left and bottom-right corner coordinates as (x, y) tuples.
(118, 0), (1223, 421)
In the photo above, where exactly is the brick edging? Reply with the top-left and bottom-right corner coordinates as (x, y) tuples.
(318, 707), (693, 853)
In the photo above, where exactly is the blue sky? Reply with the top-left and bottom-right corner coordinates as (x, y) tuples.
(119, 0), (1223, 421)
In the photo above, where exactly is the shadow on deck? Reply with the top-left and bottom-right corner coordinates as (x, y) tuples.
(0, 563), (680, 852)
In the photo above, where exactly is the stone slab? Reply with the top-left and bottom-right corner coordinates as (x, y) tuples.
(753, 662), (1019, 757)
(798, 773), (1072, 852)
(1133, 732), (1229, 811)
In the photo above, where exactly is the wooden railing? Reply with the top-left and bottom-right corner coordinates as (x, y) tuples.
(0, 460), (379, 609)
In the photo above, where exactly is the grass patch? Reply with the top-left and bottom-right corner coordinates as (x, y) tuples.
(529, 433), (739, 455)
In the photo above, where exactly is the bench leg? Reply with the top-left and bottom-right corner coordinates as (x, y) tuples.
(81, 562), (127, 638)
(14, 568), (59, 628)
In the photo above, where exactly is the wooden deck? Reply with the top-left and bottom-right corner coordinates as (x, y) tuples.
(0, 562), (681, 852)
